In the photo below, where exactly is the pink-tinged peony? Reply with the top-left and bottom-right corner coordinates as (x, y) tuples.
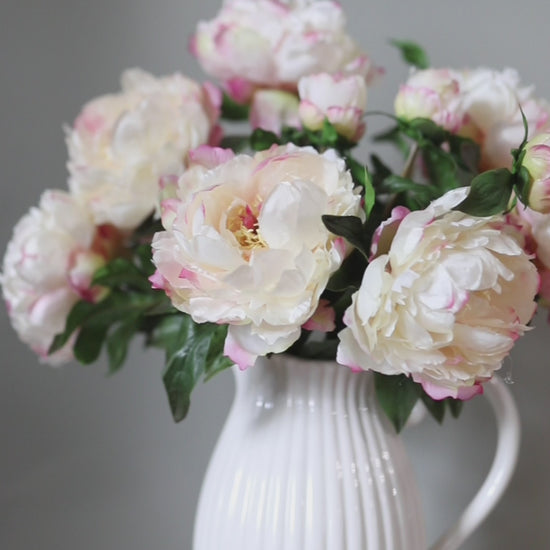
(394, 68), (463, 131)
(151, 144), (363, 368)
(509, 203), (550, 307)
(250, 90), (301, 135)
(521, 133), (550, 213)
(67, 68), (221, 231)
(457, 68), (550, 170)
(298, 73), (368, 141)
(1, 191), (117, 364)
(192, 0), (377, 102)
(395, 67), (550, 170)
(337, 187), (538, 399)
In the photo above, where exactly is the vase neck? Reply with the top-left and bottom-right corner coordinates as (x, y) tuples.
(232, 355), (377, 414)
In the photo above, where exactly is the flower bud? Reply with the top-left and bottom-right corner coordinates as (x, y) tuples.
(522, 133), (550, 213)
(394, 69), (462, 131)
(298, 73), (367, 141)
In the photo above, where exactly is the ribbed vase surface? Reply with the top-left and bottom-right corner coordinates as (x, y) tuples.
(193, 354), (426, 550)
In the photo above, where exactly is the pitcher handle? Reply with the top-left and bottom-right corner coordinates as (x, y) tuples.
(428, 376), (520, 550)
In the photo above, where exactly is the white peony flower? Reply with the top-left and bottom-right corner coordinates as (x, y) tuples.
(192, 0), (377, 102)
(150, 144), (363, 368)
(395, 67), (550, 170)
(1, 191), (115, 364)
(337, 188), (539, 399)
(67, 69), (221, 231)
(458, 68), (550, 169)
(394, 68), (463, 131)
(298, 73), (368, 141)
(508, 203), (550, 307)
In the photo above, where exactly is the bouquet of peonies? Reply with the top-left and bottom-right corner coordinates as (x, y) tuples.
(3, 0), (550, 432)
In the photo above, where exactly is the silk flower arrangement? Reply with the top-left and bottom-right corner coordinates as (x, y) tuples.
(3, 0), (550, 432)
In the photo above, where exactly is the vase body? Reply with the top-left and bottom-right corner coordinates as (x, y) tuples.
(193, 354), (426, 549)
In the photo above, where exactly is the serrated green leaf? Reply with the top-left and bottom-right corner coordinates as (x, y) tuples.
(453, 169), (514, 216)
(220, 93), (250, 121)
(374, 373), (422, 433)
(391, 39), (430, 69)
(322, 215), (369, 258)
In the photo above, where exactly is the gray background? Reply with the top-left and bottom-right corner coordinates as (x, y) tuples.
(1, 1), (549, 548)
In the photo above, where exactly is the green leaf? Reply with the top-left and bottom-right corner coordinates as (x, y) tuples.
(297, 339), (339, 360)
(73, 321), (110, 364)
(220, 93), (250, 121)
(92, 258), (153, 291)
(447, 398), (464, 419)
(320, 118), (339, 146)
(453, 168), (514, 216)
(325, 250), (365, 292)
(514, 165), (532, 204)
(448, 136), (481, 175)
(373, 125), (409, 156)
(204, 325), (233, 381)
(147, 314), (186, 353)
(49, 300), (97, 354)
(390, 39), (430, 69)
(344, 156), (376, 219)
(219, 135), (250, 152)
(250, 129), (281, 151)
(345, 155), (367, 186)
(370, 154), (393, 188)
(363, 171), (376, 219)
(133, 243), (156, 277)
(322, 215), (369, 258)
(106, 316), (141, 374)
(421, 393), (446, 424)
(161, 315), (232, 422)
(422, 146), (461, 192)
(405, 118), (446, 143)
(50, 288), (165, 361)
(381, 175), (437, 208)
(374, 373), (422, 433)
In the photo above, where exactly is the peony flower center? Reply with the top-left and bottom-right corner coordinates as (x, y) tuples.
(226, 203), (266, 255)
